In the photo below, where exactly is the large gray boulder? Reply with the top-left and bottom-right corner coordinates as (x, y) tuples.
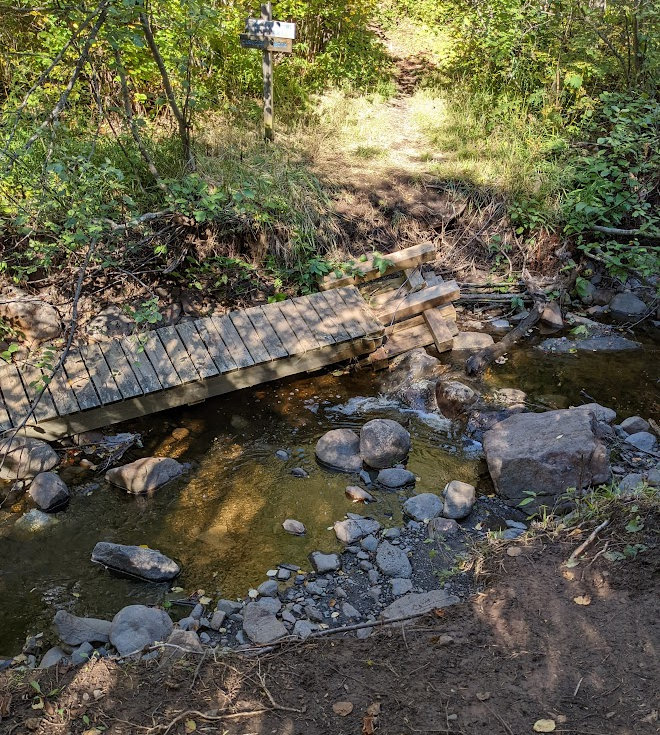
(360, 419), (411, 469)
(403, 493), (443, 521)
(334, 517), (381, 544)
(242, 602), (288, 644)
(315, 429), (362, 473)
(105, 457), (185, 494)
(380, 590), (459, 620)
(109, 605), (173, 656)
(0, 287), (61, 343)
(376, 541), (412, 578)
(0, 436), (58, 480)
(91, 542), (180, 582)
(53, 610), (111, 646)
(28, 472), (69, 511)
(483, 407), (610, 509)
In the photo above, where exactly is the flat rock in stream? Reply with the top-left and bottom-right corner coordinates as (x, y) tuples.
(91, 542), (180, 582)
(334, 517), (381, 544)
(315, 429), (362, 472)
(0, 436), (58, 481)
(381, 590), (460, 620)
(377, 468), (416, 488)
(537, 335), (640, 353)
(360, 419), (411, 469)
(403, 493), (443, 521)
(105, 457), (185, 494)
(53, 610), (111, 646)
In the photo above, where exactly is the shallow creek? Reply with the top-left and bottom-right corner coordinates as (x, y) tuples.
(1, 339), (658, 655)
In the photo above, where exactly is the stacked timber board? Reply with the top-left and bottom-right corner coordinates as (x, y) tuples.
(0, 286), (383, 439)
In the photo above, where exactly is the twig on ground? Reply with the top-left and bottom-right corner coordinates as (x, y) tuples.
(256, 664), (304, 713)
(486, 705), (514, 735)
(566, 519), (610, 565)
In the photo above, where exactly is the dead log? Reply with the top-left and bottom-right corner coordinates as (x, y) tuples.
(465, 303), (543, 375)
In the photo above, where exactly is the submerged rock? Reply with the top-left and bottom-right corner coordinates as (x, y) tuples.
(403, 493), (443, 521)
(380, 590), (459, 620)
(538, 335), (640, 353)
(91, 542), (180, 582)
(282, 519), (306, 536)
(436, 380), (478, 418)
(360, 419), (411, 469)
(345, 485), (374, 503)
(483, 407), (610, 509)
(334, 517), (381, 544)
(28, 472), (69, 512)
(105, 457), (185, 494)
(15, 508), (58, 533)
(377, 468), (415, 488)
(53, 610), (111, 646)
(315, 429), (362, 472)
(109, 604), (173, 656)
(0, 436), (58, 481)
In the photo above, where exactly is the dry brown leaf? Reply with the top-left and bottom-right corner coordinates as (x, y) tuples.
(362, 702), (381, 734)
(333, 701), (354, 716)
(533, 719), (556, 732)
(507, 547), (522, 557)
(573, 595), (591, 606)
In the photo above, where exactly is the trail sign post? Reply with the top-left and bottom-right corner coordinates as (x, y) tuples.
(240, 3), (296, 142)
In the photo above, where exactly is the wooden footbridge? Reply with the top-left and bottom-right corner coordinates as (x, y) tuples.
(0, 244), (459, 439)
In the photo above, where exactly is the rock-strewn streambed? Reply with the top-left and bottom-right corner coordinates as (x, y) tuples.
(1, 303), (658, 669)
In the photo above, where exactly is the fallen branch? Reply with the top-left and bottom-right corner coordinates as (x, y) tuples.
(465, 303), (543, 375)
(566, 519), (610, 565)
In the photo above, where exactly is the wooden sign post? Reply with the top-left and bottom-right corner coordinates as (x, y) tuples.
(240, 5), (296, 142)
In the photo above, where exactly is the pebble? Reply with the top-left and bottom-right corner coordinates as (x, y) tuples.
(361, 535), (379, 552)
(368, 569), (380, 585)
(625, 431), (657, 452)
(359, 469), (372, 485)
(305, 605), (323, 622)
(309, 551), (341, 573)
(291, 467), (309, 478)
(275, 450), (290, 461)
(376, 541), (412, 578)
(210, 611), (226, 631)
(257, 580), (279, 597)
(277, 568), (292, 581)
(199, 632), (211, 644)
(619, 416), (649, 434)
(505, 520), (527, 530)
(282, 518), (306, 536)
(391, 578), (413, 596)
(382, 527), (401, 539)
(359, 560), (374, 571)
(190, 604), (203, 619)
(342, 603), (361, 619)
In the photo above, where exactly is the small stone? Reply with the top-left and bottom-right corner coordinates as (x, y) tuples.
(646, 468), (660, 487)
(359, 560), (373, 571)
(209, 610), (226, 631)
(109, 605), (173, 656)
(27, 472), (70, 512)
(356, 626), (372, 639)
(367, 569), (380, 584)
(315, 429), (362, 472)
(427, 517), (460, 539)
(505, 520), (527, 530)
(609, 292), (647, 319)
(403, 493), (443, 522)
(293, 620), (315, 640)
(275, 450), (290, 460)
(617, 473), (645, 493)
(382, 527), (401, 540)
(381, 590), (459, 620)
(282, 519), (306, 536)
(162, 630), (203, 661)
(442, 481), (476, 520)
(309, 551), (341, 573)
(359, 469), (373, 485)
(357, 550), (370, 560)
(242, 603), (287, 644)
(377, 468), (415, 488)
(361, 535), (379, 552)
(71, 642), (94, 666)
(53, 610), (111, 646)
(541, 301), (563, 330)
(277, 568), (292, 581)
(390, 578), (413, 596)
(199, 632), (211, 644)
(345, 485), (374, 503)
(334, 517), (381, 544)
(178, 616), (198, 631)
(105, 457), (185, 494)
(376, 541), (412, 578)
(502, 528), (524, 539)
(291, 467), (309, 478)
(257, 580), (279, 597)
(619, 416), (650, 434)
(39, 647), (67, 669)
(304, 604), (323, 623)
(625, 432), (657, 452)
(342, 603), (361, 619)
(216, 599), (243, 615)
(190, 603), (203, 619)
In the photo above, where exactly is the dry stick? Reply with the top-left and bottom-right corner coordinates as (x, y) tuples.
(465, 303), (543, 375)
(139, 10), (194, 171)
(155, 708), (271, 735)
(18, 1), (109, 161)
(113, 48), (167, 191)
(566, 519), (610, 565)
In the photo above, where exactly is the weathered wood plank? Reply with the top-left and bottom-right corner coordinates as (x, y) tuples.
(0, 363), (31, 426)
(140, 333), (180, 389)
(19, 364), (58, 422)
(26, 336), (376, 440)
(229, 310), (270, 363)
(244, 306), (288, 359)
(323, 288), (363, 339)
(369, 322), (434, 367)
(385, 307), (457, 336)
(195, 317), (237, 373)
(158, 325), (199, 385)
(291, 295), (335, 346)
(80, 343), (123, 404)
(307, 291), (351, 343)
(211, 314), (254, 369)
(63, 348), (100, 410)
(339, 286), (383, 336)
(375, 280), (460, 324)
(46, 364), (80, 416)
(404, 266), (426, 293)
(102, 341), (143, 399)
(320, 243), (436, 290)
(424, 309), (455, 353)
(120, 336), (162, 394)
(176, 321), (219, 379)
(277, 300), (320, 353)
(261, 303), (299, 354)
